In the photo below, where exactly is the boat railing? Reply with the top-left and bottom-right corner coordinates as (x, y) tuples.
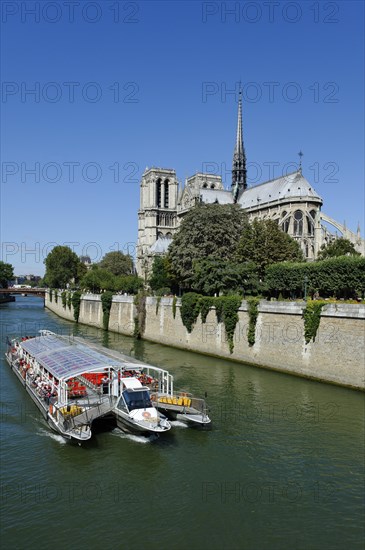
(66, 396), (116, 428)
(25, 376), (51, 410)
(150, 391), (209, 415)
(190, 397), (208, 415)
(78, 374), (103, 394)
(47, 393), (116, 432)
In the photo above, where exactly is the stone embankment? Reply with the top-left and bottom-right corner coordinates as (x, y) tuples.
(46, 292), (365, 390)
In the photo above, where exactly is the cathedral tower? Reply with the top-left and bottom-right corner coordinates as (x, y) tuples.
(231, 90), (247, 201)
(136, 168), (178, 277)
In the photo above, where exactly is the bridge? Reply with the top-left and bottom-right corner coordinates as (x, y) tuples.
(0, 288), (47, 297)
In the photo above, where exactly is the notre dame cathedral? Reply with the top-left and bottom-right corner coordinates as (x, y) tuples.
(136, 93), (364, 278)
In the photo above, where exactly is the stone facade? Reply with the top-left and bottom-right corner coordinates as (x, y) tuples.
(137, 168), (179, 280)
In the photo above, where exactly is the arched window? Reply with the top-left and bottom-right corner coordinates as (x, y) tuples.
(210, 184), (215, 189)
(293, 210), (303, 235)
(202, 183), (208, 188)
(282, 210), (287, 218)
(282, 216), (290, 233)
(307, 214), (314, 235)
(164, 179), (169, 208)
(156, 178), (162, 207)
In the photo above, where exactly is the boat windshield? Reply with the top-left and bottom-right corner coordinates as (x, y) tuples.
(122, 390), (152, 411)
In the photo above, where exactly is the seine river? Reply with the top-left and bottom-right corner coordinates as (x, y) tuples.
(1, 296), (364, 550)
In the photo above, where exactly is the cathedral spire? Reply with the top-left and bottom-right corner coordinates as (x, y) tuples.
(232, 88), (247, 201)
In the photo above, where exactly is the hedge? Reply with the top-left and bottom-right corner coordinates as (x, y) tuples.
(265, 256), (365, 299)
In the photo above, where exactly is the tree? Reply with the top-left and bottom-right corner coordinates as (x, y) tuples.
(98, 251), (134, 276)
(167, 203), (247, 290)
(77, 261), (88, 282)
(317, 238), (360, 260)
(44, 246), (81, 288)
(235, 219), (304, 278)
(191, 259), (260, 296)
(115, 275), (144, 294)
(149, 256), (172, 292)
(81, 267), (116, 293)
(0, 261), (14, 288)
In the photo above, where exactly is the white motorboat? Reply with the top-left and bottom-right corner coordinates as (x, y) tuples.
(117, 362), (211, 427)
(113, 377), (171, 434)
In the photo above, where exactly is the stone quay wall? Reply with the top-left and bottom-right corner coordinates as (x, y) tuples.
(45, 292), (365, 390)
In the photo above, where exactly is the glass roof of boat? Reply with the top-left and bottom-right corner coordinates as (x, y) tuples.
(21, 335), (125, 380)
(21, 335), (66, 356)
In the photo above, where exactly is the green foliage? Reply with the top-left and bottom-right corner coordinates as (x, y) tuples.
(180, 293), (201, 333)
(49, 288), (53, 302)
(0, 261), (14, 289)
(318, 238), (361, 260)
(191, 259), (260, 296)
(67, 292), (72, 310)
(81, 268), (143, 295)
(71, 291), (82, 322)
(180, 292), (242, 352)
(155, 287), (171, 296)
(247, 297), (260, 347)
(149, 256), (171, 292)
(302, 300), (326, 343)
(134, 291), (146, 338)
(61, 291), (67, 309)
(265, 256), (365, 300)
(235, 219), (304, 278)
(54, 291), (58, 303)
(172, 296), (177, 319)
(115, 275), (144, 295)
(81, 267), (116, 293)
(77, 262), (88, 282)
(214, 296), (225, 324)
(156, 295), (161, 315)
(101, 291), (114, 331)
(23, 279), (39, 288)
(220, 296), (242, 353)
(98, 251), (134, 276)
(199, 296), (215, 323)
(168, 203), (247, 290)
(44, 246), (81, 288)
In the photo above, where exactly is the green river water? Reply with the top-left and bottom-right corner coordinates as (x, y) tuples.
(0, 296), (364, 550)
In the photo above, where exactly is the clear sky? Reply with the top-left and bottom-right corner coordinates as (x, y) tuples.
(1, 0), (364, 276)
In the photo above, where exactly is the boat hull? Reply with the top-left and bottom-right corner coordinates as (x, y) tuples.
(113, 409), (170, 435)
(6, 353), (91, 442)
(155, 402), (211, 426)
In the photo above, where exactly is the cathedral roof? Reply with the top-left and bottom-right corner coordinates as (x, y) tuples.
(238, 170), (322, 209)
(197, 170), (322, 208)
(199, 188), (234, 204)
(149, 236), (172, 254)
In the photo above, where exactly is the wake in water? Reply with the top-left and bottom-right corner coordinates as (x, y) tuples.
(36, 427), (67, 445)
(169, 420), (189, 428)
(110, 428), (158, 444)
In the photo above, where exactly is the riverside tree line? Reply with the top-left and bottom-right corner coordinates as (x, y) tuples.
(2, 203), (363, 301)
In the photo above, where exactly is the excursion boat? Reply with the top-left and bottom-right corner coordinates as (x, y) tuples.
(5, 331), (171, 442)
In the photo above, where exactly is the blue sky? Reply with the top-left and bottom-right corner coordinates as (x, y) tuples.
(1, 0), (364, 275)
